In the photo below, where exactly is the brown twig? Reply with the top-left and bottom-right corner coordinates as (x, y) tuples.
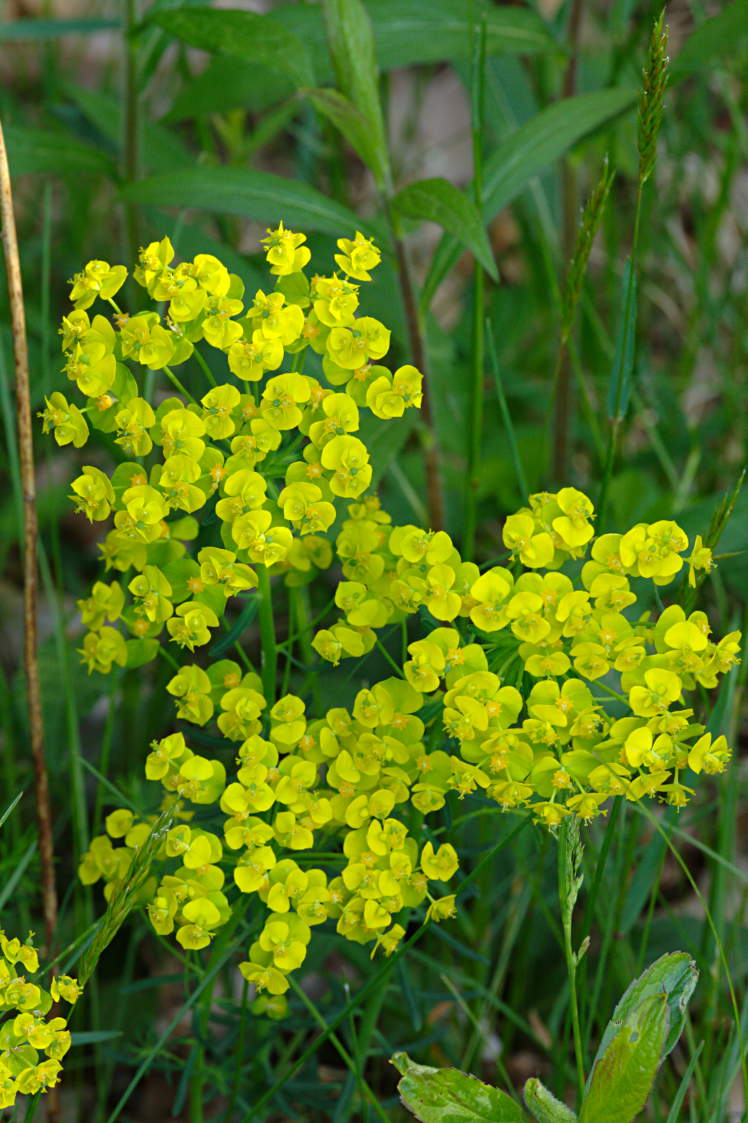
(0, 121), (58, 950)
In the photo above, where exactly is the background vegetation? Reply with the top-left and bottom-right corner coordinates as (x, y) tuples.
(1, 0), (747, 1119)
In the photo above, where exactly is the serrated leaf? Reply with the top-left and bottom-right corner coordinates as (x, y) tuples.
(148, 7), (315, 89)
(421, 87), (636, 307)
(393, 1053), (526, 1123)
(671, 1), (748, 77)
(592, 952), (698, 1066)
(322, 0), (390, 187)
(523, 1078), (577, 1123)
(606, 258), (637, 420)
(121, 167), (370, 237)
(579, 995), (669, 1123)
(3, 125), (114, 177)
(392, 177), (497, 280)
(306, 87), (389, 186)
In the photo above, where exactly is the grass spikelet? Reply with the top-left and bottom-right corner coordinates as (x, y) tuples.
(638, 11), (669, 186)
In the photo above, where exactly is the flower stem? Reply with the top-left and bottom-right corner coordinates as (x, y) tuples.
(386, 203), (444, 530)
(558, 816), (586, 1105)
(463, 11), (487, 560)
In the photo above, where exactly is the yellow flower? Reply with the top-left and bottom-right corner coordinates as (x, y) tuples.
(334, 231), (382, 281)
(69, 259), (127, 309)
(262, 222), (311, 276)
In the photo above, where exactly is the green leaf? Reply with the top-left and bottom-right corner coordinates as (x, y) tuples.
(209, 597), (259, 657)
(606, 257), (637, 420)
(591, 952), (698, 1065)
(148, 7), (315, 89)
(277, 0), (556, 68)
(372, 0), (555, 65)
(3, 125), (114, 177)
(671, 1), (748, 77)
(421, 87), (636, 307)
(322, 0), (390, 187)
(523, 1078), (577, 1123)
(66, 83), (191, 174)
(165, 57), (292, 121)
(392, 177), (497, 280)
(579, 994), (669, 1123)
(306, 87), (389, 186)
(121, 167), (370, 237)
(0, 18), (118, 39)
(393, 1053), (526, 1123)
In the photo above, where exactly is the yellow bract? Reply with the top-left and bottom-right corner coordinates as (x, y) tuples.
(54, 225), (739, 1013)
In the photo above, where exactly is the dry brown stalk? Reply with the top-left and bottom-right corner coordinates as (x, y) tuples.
(0, 120), (58, 951)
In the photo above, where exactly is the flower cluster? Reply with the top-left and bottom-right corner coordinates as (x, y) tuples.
(0, 932), (80, 1108)
(52, 227), (738, 1009)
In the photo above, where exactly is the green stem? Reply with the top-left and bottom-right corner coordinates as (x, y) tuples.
(552, 0), (585, 484)
(558, 820), (586, 1106)
(193, 346), (217, 388)
(123, 0), (140, 267)
(288, 977), (390, 1123)
(257, 567), (277, 703)
(463, 11), (487, 559)
(598, 190), (643, 528)
(385, 201), (444, 530)
(163, 364), (198, 405)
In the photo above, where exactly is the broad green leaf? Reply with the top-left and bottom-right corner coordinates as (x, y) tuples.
(523, 1078), (577, 1123)
(165, 57), (292, 121)
(148, 7), (314, 89)
(0, 18), (118, 39)
(421, 87), (636, 307)
(393, 1053), (526, 1123)
(392, 177), (498, 281)
(591, 952), (698, 1065)
(277, 0), (556, 68)
(121, 167), (370, 237)
(66, 83), (191, 173)
(671, 2), (748, 77)
(370, 0), (556, 65)
(606, 258), (637, 420)
(305, 87), (389, 186)
(322, 0), (390, 187)
(579, 995), (669, 1123)
(3, 125), (114, 177)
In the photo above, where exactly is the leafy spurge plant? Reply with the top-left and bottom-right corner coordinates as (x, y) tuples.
(44, 226), (739, 1012)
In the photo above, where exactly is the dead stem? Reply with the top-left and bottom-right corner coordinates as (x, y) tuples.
(0, 121), (58, 952)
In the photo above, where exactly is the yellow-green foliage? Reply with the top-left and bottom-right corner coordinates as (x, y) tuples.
(44, 226), (739, 1013)
(0, 932), (80, 1107)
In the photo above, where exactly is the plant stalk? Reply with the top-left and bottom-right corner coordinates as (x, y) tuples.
(387, 206), (444, 531)
(552, 0), (585, 484)
(0, 119), (58, 954)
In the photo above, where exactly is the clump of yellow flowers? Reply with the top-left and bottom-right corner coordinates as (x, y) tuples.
(44, 224), (739, 1009)
(0, 932), (80, 1107)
